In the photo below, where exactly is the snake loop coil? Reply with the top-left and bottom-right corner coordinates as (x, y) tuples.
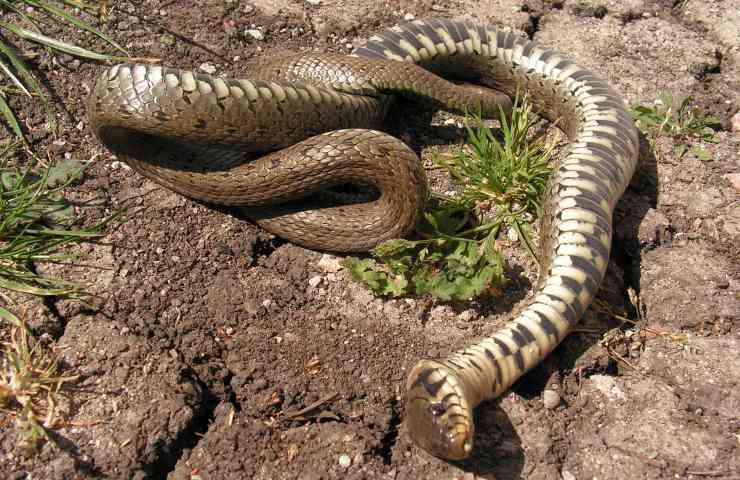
(89, 18), (638, 460)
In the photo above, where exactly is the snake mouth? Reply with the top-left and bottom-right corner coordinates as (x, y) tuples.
(405, 361), (474, 460)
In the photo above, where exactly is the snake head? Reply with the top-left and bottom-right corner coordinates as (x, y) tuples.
(405, 360), (474, 460)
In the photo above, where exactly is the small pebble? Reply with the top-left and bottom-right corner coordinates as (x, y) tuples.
(306, 0), (321, 4)
(507, 227), (519, 242)
(726, 173), (740, 194)
(458, 310), (475, 322)
(160, 34), (176, 46)
(199, 63), (217, 74)
(561, 470), (576, 480)
(543, 389), (560, 409)
(308, 275), (323, 288)
(338, 454), (351, 468)
(317, 254), (343, 273)
(245, 28), (264, 41)
(404, 12), (415, 21)
(731, 111), (740, 132)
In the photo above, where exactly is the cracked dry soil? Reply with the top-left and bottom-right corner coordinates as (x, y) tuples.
(1, 0), (739, 479)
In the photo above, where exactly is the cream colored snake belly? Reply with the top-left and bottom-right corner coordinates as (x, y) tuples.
(89, 18), (639, 461)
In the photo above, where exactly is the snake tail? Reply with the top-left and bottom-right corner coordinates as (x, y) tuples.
(354, 18), (639, 459)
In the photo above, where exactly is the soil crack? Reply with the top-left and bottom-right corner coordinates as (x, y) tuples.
(140, 368), (220, 478)
(373, 397), (402, 465)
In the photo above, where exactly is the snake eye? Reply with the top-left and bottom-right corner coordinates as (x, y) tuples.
(429, 402), (446, 417)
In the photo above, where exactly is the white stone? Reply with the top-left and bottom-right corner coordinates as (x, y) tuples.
(198, 63), (217, 74)
(317, 254), (343, 273)
(245, 29), (264, 41)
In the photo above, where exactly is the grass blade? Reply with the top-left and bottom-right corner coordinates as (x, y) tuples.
(0, 35), (47, 96)
(0, 304), (22, 326)
(28, 0), (128, 54)
(0, 91), (25, 140)
(0, 20), (114, 61)
(23, 227), (104, 238)
(0, 275), (79, 296)
(0, 20), (157, 63)
(0, 58), (31, 96)
(0, 34), (55, 132)
(0, 0), (42, 28)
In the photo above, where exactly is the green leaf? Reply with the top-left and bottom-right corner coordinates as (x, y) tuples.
(691, 146), (713, 162)
(343, 257), (406, 297)
(46, 158), (85, 187)
(419, 207), (468, 237)
(385, 274), (409, 297)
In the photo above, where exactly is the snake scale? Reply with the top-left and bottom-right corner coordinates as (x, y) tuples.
(89, 18), (638, 460)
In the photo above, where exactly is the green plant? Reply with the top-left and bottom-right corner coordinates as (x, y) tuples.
(0, 139), (110, 297)
(0, 0), (132, 140)
(345, 99), (555, 301)
(631, 91), (721, 161)
(0, 305), (78, 453)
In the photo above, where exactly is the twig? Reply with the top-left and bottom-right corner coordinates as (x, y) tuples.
(283, 392), (338, 419)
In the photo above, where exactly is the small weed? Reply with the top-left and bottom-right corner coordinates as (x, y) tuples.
(345, 99), (556, 301)
(631, 91), (721, 161)
(0, 140), (110, 297)
(0, 1), (153, 141)
(0, 306), (78, 454)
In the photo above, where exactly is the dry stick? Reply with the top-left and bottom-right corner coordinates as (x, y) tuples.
(283, 392), (339, 420)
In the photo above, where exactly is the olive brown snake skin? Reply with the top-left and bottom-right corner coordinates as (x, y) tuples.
(88, 18), (639, 460)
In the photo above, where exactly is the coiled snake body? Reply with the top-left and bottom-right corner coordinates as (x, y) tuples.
(89, 18), (638, 460)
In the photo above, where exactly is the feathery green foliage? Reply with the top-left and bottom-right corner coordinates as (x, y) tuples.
(631, 91), (721, 161)
(0, 139), (110, 297)
(345, 99), (555, 301)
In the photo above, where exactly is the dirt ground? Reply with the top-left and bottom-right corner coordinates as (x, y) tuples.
(1, 0), (739, 478)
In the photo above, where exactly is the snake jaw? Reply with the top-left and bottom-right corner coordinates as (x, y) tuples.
(405, 360), (474, 460)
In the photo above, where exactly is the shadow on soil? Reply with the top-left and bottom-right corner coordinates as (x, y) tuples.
(453, 403), (525, 479)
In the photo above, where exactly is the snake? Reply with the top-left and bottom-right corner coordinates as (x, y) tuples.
(88, 18), (639, 461)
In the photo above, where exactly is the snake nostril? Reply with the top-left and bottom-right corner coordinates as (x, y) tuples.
(429, 402), (446, 416)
